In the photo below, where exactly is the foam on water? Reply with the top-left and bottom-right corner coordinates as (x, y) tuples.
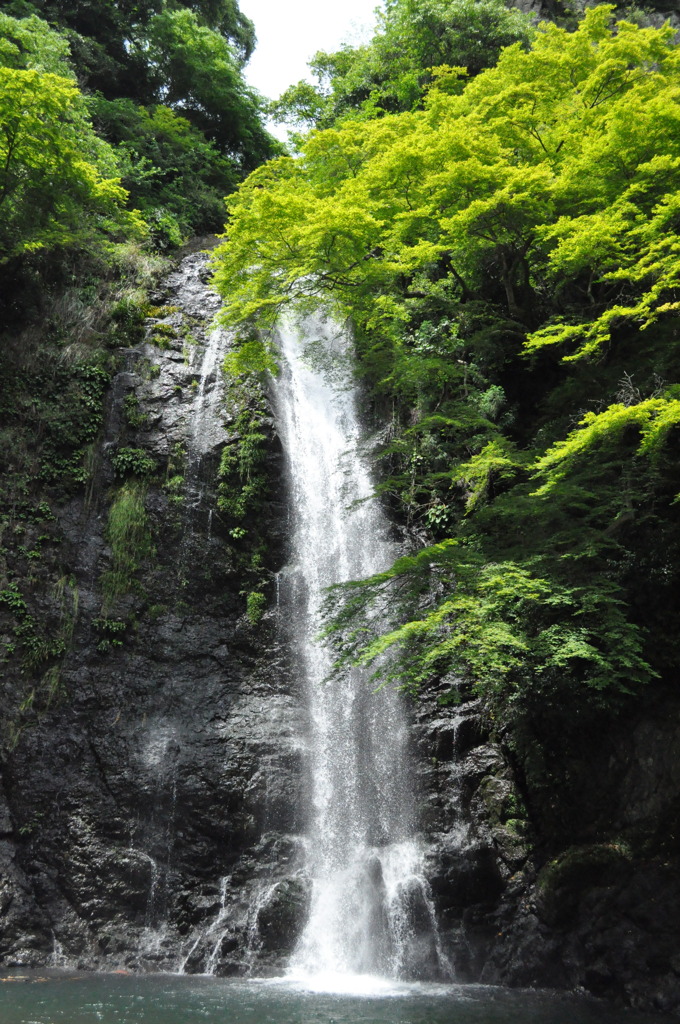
(271, 970), (455, 997)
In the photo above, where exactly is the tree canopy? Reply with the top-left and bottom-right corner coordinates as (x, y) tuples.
(271, 0), (534, 130)
(213, 7), (680, 723)
(0, 60), (143, 261)
(0, 0), (256, 97)
(0, 0), (278, 252)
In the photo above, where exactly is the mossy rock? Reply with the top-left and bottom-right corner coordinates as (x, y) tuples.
(536, 842), (632, 927)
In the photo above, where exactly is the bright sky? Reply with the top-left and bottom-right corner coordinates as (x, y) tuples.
(239, 0), (379, 103)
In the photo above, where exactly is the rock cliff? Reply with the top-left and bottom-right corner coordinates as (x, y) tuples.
(0, 250), (306, 974)
(0, 249), (679, 1015)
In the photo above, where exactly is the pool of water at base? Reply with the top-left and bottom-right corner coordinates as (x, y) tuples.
(0, 972), (661, 1024)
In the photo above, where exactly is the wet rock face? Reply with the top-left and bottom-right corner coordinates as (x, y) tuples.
(1, 248), (679, 1011)
(414, 681), (680, 1014)
(256, 877), (311, 957)
(496, 699), (680, 1014)
(396, 878), (440, 982)
(0, 250), (306, 976)
(413, 689), (530, 983)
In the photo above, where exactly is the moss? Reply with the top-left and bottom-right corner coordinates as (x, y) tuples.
(539, 842), (632, 891)
(478, 775), (528, 832)
(147, 603), (167, 620)
(101, 481), (154, 613)
(145, 305), (180, 318)
(124, 394), (148, 429)
(536, 841), (632, 926)
(150, 321), (178, 349)
(246, 590), (266, 625)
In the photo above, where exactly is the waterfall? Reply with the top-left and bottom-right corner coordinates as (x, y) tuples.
(187, 321), (229, 457)
(275, 313), (444, 983)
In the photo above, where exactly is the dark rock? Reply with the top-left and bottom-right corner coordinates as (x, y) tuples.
(396, 877), (440, 981)
(256, 877), (310, 955)
(429, 842), (505, 911)
(0, 252), (303, 976)
(1, 246), (680, 1017)
(411, 676), (680, 1014)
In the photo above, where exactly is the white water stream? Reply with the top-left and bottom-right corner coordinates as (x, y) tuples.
(275, 314), (445, 986)
(188, 323), (229, 456)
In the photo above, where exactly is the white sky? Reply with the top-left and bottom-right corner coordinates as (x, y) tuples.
(239, 0), (379, 103)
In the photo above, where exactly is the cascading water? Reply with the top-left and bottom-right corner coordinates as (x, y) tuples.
(275, 313), (446, 985)
(187, 321), (229, 457)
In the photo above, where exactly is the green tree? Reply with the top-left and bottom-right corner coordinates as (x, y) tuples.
(141, 7), (272, 165)
(0, 10), (73, 74)
(91, 97), (238, 238)
(271, 0), (533, 129)
(0, 1), (278, 238)
(0, 66), (144, 260)
(214, 7), (680, 718)
(0, 0), (256, 99)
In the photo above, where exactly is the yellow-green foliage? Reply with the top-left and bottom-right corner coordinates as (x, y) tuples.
(223, 338), (279, 377)
(145, 305), (180, 318)
(246, 590), (266, 625)
(213, 8), (680, 715)
(458, 440), (526, 512)
(0, 66), (146, 260)
(533, 395), (680, 496)
(325, 541), (652, 702)
(213, 8), (680, 361)
(101, 482), (154, 612)
(0, 12), (73, 77)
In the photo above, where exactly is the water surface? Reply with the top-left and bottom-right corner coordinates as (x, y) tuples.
(0, 973), (660, 1024)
